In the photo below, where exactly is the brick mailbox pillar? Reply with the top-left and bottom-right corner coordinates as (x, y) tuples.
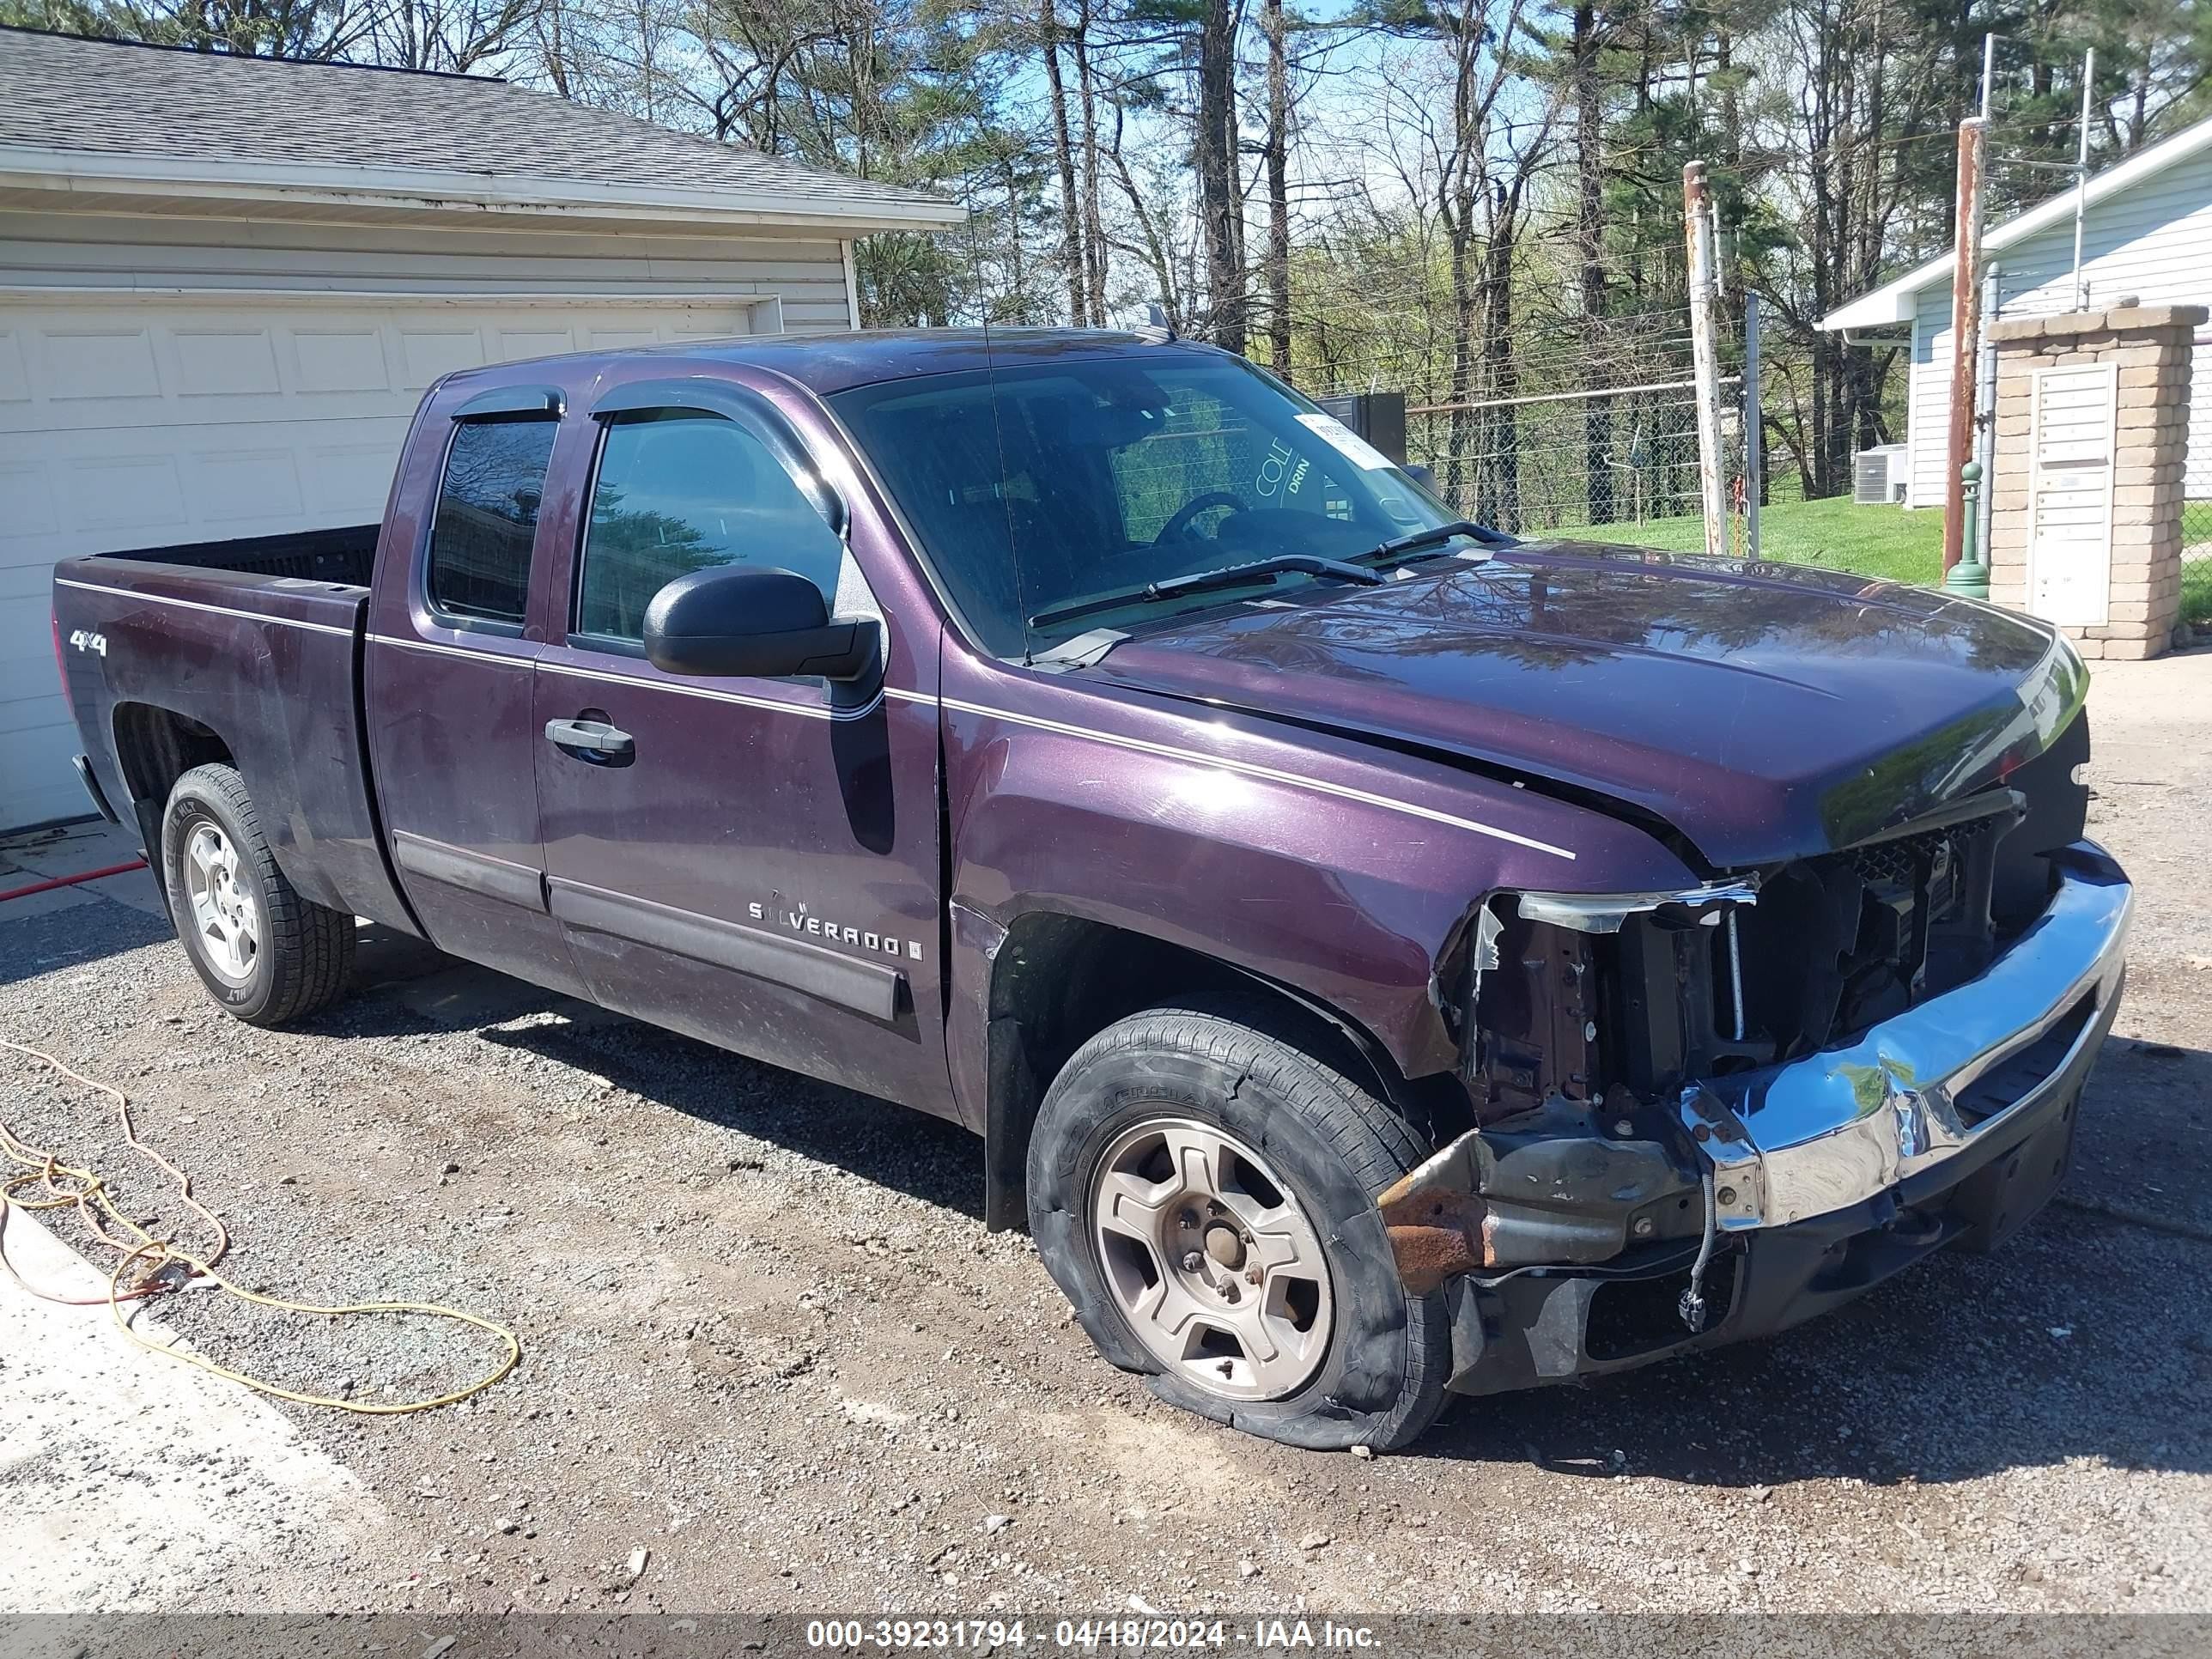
(1985, 302), (2204, 660)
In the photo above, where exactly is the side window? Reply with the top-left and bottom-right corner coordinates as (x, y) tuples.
(576, 410), (845, 645)
(426, 417), (558, 627)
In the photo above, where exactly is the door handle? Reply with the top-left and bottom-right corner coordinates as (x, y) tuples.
(544, 716), (635, 764)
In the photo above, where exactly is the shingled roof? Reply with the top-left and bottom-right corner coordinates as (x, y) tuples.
(0, 27), (961, 232)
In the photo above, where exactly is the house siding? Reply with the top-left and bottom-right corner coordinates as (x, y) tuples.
(0, 212), (860, 330)
(1908, 295), (1953, 508)
(0, 210), (864, 827)
(1905, 141), (2212, 507)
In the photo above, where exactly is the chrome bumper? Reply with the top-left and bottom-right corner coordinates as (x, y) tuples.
(1680, 842), (2131, 1231)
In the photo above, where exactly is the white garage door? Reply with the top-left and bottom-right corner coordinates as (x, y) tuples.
(0, 292), (772, 830)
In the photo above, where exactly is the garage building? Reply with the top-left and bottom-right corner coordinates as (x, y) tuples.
(0, 27), (959, 830)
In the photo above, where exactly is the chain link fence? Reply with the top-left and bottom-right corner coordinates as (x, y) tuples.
(1395, 304), (1905, 573)
(2185, 394), (2211, 630)
(1407, 378), (1719, 549)
(1329, 292), (2210, 605)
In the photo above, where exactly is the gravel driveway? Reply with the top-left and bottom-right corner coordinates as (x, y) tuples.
(3, 653), (2209, 1619)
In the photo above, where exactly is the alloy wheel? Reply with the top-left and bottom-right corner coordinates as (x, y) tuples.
(185, 823), (259, 985)
(1089, 1115), (1335, 1401)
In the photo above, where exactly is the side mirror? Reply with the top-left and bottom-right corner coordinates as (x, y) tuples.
(641, 565), (880, 684)
(1404, 463), (1437, 489)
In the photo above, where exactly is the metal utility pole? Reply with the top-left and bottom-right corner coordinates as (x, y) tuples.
(1742, 290), (1762, 562)
(1942, 116), (1990, 575)
(1682, 162), (1728, 561)
(2071, 46), (2097, 310)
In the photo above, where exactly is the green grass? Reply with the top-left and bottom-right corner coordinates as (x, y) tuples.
(1540, 493), (1944, 586)
(2184, 506), (2212, 627)
(2185, 559), (2212, 627)
(1535, 493), (2212, 631)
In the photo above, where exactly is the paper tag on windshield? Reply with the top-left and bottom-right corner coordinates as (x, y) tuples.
(1295, 411), (1394, 471)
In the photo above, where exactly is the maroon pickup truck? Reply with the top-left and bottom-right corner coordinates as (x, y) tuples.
(51, 330), (2131, 1449)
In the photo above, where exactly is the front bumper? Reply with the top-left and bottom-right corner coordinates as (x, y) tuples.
(1428, 841), (2130, 1396)
(1446, 978), (2113, 1394)
(1680, 842), (2130, 1232)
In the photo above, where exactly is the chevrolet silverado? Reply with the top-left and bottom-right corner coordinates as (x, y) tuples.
(50, 330), (2130, 1449)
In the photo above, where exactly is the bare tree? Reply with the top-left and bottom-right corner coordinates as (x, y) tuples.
(1570, 0), (1613, 520)
(1194, 0), (1245, 351)
(1259, 0), (1290, 372)
(1380, 0), (1556, 523)
(368, 0), (543, 70)
(1073, 0), (1110, 323)
(1039, 0), (1091, 323)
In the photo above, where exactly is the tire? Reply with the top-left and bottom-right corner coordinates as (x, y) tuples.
(1027, 996), (1451, 1451)
(161, 763), (354, 1027)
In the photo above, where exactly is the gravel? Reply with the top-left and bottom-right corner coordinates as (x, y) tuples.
(2, 654), (2208, 1616)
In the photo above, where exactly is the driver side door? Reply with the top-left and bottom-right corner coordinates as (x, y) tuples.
(532, 380), (948, 1110)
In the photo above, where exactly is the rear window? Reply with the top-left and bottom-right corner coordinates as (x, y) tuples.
(426, 418), (558, 626)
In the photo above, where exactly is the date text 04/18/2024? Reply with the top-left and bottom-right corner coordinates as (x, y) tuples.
(803, 1620), (1382, 1651)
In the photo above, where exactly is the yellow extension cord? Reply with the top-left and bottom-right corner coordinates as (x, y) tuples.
(0, 1036), (520, 1413)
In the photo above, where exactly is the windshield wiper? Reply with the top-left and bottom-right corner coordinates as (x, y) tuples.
(1028, 554), (1382, 630)
(1355, 519), (1514, 568)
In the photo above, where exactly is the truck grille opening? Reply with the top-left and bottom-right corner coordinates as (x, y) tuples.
(1466, 711), (2092, 1121)
(1556, 712), (2094, 1109)
(1954, 992), (2094, 1127)
(1850, 817), (1989, 886)
(1725, 808), (2013, 1066)
(1720, 718), (2090, 1066)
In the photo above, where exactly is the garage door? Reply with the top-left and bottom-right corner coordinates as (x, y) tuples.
(0, 293), (771, 830)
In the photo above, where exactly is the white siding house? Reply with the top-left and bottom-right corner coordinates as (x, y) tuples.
(1820, 109), (2212, 511)
(0, 27), (960, 831)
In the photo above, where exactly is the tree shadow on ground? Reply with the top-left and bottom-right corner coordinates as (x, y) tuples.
(309, 937), (2212, 1490)
(0, 898), (172, 989)
(1413, 1191), (2212, 1488)
(302, 929), (987, 1222)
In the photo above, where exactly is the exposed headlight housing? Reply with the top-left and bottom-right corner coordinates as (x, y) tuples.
(1512, 878), (1759, 935)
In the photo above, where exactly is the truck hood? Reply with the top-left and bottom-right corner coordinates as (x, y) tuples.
(1074, 543), (2086, 868)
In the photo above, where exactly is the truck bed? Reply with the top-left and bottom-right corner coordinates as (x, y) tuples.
(52, 532), (417, 939)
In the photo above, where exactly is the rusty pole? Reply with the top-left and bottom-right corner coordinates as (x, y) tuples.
(1682, 162), (1728, 561)
(1943, 116), (1990, 574)
(1743, 289), (1763, 561)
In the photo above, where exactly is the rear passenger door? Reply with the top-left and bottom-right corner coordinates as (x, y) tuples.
(365, 386), (587, 997)
(532, 379), (948, 1108)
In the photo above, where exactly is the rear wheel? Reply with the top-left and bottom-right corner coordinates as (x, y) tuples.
(1027, 998), (1450, 1450)
(161, 763), (354, 1027)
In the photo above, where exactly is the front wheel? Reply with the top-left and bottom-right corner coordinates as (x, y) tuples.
(1026, 999), (1451, 1450)
(161, 763), (354, 1027)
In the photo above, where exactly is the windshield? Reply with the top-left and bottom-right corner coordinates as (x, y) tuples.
(828, 350), (1467, 656)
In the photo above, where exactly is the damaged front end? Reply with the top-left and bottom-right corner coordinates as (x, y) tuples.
(1383, 878), (1744, 1393)
(1382, 878), (1752, 1301)
(1396, 720), (2133, 1397)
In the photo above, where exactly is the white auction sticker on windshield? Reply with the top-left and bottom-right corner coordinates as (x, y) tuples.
(1295, 411), (1394, 471)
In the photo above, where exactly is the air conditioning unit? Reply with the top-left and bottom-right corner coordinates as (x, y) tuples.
(1854, 443), (1910, 505)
